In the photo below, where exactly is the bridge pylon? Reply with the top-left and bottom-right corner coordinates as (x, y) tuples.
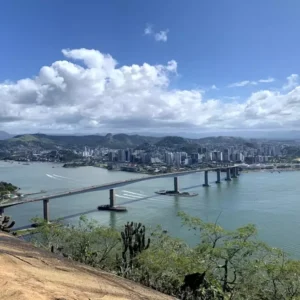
(174, 177), (179, 193)
(43, 199), (50, 223)
(109, 189), (115, 207)
(203, 170), (210, 187)
(225, 168), (232, 181)
(216, 169), (221, 184)
(231, 167), (238, 178)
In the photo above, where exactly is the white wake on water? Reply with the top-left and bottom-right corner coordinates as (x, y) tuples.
(122, 190), (146, 197)
(115, 194), (133, 199)
(46, 174), (61, 180)
(122, 193), (142, 199)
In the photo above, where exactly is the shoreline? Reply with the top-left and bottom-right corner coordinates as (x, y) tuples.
(242, 168), (300, 173)
(2, 159), (300, 176)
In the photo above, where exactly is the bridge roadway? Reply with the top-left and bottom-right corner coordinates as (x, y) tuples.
(0, 165), (239, 209)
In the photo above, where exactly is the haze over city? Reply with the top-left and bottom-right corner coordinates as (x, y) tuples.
(1, 1), (300, 137)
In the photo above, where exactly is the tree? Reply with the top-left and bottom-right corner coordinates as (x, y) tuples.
(178, 211), (300, 299)
(29, 213), (300, 300)
(31, 216), (120, 269)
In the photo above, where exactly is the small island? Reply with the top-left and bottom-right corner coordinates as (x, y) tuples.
(155, 190), (198, 197)
(0, 182), (20, 203)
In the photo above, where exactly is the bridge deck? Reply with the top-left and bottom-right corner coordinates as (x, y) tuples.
(0, 166), (237, 208)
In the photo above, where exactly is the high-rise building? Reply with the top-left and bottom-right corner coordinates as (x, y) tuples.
(117, 149), (126, 162)
(234, 153), (244, 162)
(165, 152), (174, 166)
(108, 151), (116, 161)
(174, 152), (182, 167)
(191, 153), (199, 163)
(198, 147), (207, 154)
(205, 152), (213, 161)
(218, 152), (223, 161)
(223, 148), (230, 161)
(212, 151), (223, 161)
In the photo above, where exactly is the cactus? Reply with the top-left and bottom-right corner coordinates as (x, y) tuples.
(0, 215), (15, 232)
(118, 222), (150, 275)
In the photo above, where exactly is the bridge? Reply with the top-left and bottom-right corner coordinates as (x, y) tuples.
(0, 165), (241, 223)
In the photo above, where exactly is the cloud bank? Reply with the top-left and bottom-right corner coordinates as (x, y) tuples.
(1, 48), (300, 134)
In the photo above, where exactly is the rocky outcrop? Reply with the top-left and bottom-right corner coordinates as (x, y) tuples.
(0, 232), (174, 300)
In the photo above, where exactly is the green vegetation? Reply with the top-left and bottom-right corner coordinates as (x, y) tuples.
(29, 213), (300, 299)
(0, 133), (252, 151)
(156, 135), (188, 147)
(0, 181), (18, 200)
(6, 134), (55, 148)
(0, 133), (161, 150)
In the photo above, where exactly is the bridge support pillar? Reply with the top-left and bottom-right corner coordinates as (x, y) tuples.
(203, 171), (210, 187)
(216, 169), (221, 184)
(174, 177), (179, 193)
(0, 207), (4, 216)
(232, 167), (238, 178)
(109, 189), (115, 207)
(236, 167), (240, 176)
(43, 199), (49, 223)
(225, 168), (232, 181)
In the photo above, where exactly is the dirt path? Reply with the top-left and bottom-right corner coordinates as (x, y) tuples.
(0, 232), (174, 300)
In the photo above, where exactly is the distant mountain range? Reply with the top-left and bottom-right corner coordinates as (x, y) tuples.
(4, 130), (300, 140)
(1, 131), (299, 152)
(0, 133), (253, 151)
(0, 133), (160, 149)
(0, 131), (12, 140)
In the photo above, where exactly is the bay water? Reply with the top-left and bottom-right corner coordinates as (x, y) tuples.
(1, 162), (300, 256)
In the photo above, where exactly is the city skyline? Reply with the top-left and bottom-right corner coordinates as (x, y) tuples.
(1, 1), (300, 134)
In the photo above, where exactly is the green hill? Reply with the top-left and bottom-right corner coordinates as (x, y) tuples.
(0, 133), (160, 150)
(155, 136), (188, 147)
(0, 133), (250, 151)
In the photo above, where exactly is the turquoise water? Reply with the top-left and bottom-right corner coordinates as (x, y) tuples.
(1, 162), (300, 256)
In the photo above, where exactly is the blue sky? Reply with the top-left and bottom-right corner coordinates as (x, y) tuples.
(1, 0), (300, 134)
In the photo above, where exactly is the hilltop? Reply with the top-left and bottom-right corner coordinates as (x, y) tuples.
(0, 133), (248, 151)
(0, 133), (160, 149)
(0, 232), (173, 300)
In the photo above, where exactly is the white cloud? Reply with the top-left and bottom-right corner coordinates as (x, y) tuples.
(144, 24), (169, 42)
(228, 80), (257, 88)
(144, 24), (153, 35)
(154, 30), (169, 42)
(258, 77), (275, 83)
(211, 85), (218, 90)
(1, 49), (300, 133)
(283, 74), (299, 90)
(228, 77), (275, 88)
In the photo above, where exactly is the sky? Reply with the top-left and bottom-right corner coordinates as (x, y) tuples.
(1, 0), (300, 136)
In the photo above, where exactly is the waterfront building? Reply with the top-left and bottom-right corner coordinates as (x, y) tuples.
(108, 151), (116, 162)
(165, 152), (174, 166)
(117, 149), (126, 162)
(205, 151), (213, 161)
(174, 152), (182, 167)
(191, 153), (200, 163)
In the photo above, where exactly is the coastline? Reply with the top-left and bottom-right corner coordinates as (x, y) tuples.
(242, 168), (300, 173)
(2, 159), (300, 176)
